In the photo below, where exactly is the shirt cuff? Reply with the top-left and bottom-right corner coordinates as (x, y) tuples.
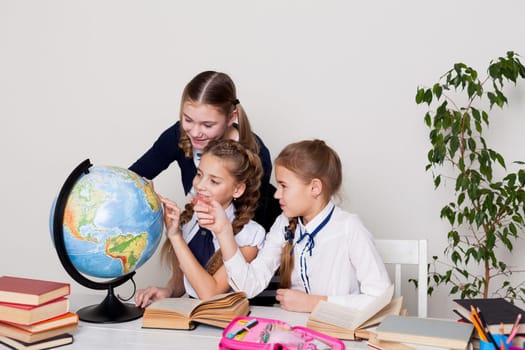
(223, 248), (245, 270)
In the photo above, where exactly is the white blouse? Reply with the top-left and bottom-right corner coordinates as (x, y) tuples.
(223, 201), (392, 309)
(182, 203), (266, 298)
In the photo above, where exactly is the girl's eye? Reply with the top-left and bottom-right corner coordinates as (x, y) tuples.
(211, 179), (219, 185)
(203, 123), (214, 128)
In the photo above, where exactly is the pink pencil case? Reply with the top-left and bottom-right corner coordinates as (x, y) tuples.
(219, 316), (345, 350)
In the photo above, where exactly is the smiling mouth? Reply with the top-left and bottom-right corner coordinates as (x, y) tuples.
(192, 137), (207, 143)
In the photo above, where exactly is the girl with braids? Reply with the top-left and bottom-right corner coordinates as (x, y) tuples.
(194, 139), (392, 312)
(134, 139), (266, 307)
(130, 70), (280, 232)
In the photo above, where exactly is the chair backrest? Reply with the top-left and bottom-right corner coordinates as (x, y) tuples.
(374, 239), (428, 317)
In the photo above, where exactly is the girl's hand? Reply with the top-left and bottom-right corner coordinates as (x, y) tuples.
(160, 196), (182, 241)
(193, 197), (230, 236)
(134, 286), (172, 308)
(276, 288), (326, 312)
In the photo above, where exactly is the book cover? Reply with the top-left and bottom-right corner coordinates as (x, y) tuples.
(453, 298), (525, 334)
(2, 312), (78, 333)
(0, 298), (69, 326)
(0, 276), (70, 306)
(368, 332), (456, 350)
(142, 291), (249, 330)
(376, 315), (474, 350)
(0, 321), (78, 344)
(0, 333), (73, 350)
(306, 284), (397, 340)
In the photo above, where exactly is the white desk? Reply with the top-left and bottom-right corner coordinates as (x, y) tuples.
(1, 294), (368, 349)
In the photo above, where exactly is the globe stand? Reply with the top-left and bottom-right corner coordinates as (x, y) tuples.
(52, 159), (144, 323)
(77, 285), (143, 323)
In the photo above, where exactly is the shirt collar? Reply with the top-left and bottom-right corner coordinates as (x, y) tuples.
(225, 202), (236, 222)
(298, 201), (335, 233)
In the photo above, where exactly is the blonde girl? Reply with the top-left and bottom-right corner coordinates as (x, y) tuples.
(135, 139), (265, 307)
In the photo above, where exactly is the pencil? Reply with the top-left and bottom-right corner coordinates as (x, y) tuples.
(470, 314), (488, 342)
(474, 306), (499, 349)
(506, 313), (522, 344)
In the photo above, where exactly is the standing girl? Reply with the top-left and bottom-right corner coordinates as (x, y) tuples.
(129, 70), (280, 231)
(135, 139), (266, 307)
(194, 139), (392, 312)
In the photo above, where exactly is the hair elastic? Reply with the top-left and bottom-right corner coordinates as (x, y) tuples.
(232, 98), (240, 106)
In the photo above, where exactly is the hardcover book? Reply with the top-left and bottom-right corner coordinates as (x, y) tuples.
(0, 298), (69, 326)
(376, 315), (474, 350)
(0, 333), (73, 350)
(306, 285), (398, 340)
(3, 312), (78, 333)
(142, 291), (249, 330)
(0, 276), (70, 306)
(0, 321), (78, 344)
(453, 298), (525, 334)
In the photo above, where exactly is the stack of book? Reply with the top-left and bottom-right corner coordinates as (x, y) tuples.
(0, 276), (78, 349)
(452, 298), (525, 347)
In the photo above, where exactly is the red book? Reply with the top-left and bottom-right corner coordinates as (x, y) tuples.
(0, 297), (69, 325)
(2, 312), (78, 333)
(0, 276), (70, 306)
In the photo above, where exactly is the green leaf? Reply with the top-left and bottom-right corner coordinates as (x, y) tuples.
(432, 83), (443, 99)
(424, 89), (433, 104)
(416, 88), (425, 104)
(424, 112), (431, 127)
(434, 175), (441, 188)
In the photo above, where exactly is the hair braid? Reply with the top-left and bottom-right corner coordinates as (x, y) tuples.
(279, 217), (298, 289)
(203, 139), (263, 275)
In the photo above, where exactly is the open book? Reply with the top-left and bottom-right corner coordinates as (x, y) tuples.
(306, 285), (401, 340)
(141, 291), (249, 330)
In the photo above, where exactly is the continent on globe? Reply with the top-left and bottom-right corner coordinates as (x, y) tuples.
(105, 233), (148, 274)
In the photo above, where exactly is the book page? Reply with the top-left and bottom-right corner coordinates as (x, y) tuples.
(360, 296), (403, 329)
(309, 284), (394, 330)
(147, 297), (201, 318)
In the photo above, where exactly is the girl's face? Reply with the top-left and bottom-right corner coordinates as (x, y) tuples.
(181, 102), (235, 151)
(192, 153), (246, 209)
(274, 165), (320, 223)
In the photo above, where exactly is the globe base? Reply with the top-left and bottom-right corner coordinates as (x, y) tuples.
(78, 288), (143, 323)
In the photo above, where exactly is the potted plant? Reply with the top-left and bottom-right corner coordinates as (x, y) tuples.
(415, 51), (525, 302)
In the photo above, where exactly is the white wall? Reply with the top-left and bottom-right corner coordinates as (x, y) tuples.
(1, 0), (525, 318)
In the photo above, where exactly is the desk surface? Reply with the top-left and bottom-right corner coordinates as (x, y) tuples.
(0, 294), (367, 350)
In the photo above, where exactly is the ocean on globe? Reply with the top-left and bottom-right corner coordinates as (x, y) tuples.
(50, 165), (164, 279)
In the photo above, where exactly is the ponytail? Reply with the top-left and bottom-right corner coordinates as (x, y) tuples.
(235, 103), (259, 155)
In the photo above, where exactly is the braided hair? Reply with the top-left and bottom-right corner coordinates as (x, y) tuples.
(160, 139), (263, 275)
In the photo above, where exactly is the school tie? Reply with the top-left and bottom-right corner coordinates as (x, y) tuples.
(188, 227), (215, 268)
(296, 205), (335, 256)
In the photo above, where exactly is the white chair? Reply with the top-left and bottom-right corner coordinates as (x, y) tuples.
(374, 239), (428, 317)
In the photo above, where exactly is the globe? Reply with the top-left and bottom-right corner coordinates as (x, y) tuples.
(50, 159), (164, 323)
(51, 165), (163, 278)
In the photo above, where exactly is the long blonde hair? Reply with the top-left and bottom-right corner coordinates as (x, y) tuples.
(161, 139), (263, 275)
(276, 139), (342, 288)
(178, 71), (259, 157)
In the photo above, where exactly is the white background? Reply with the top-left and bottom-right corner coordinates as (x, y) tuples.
(1, 0), (525, 318)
